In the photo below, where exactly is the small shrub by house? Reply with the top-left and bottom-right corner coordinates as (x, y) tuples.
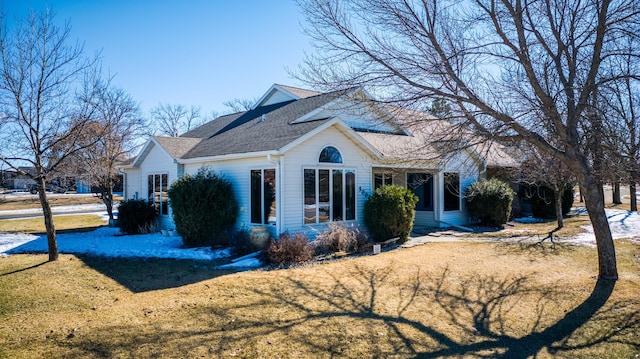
(168, 168), (238, 247)
(117, 199), (158, 234)
(363, 185), (418, 242)
(266, 232), (314, 266)
(316, 222), (370, 253)
(465, 178), (515, 227)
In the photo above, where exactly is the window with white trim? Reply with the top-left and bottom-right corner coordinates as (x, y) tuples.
(304, 168), (355, 223)
(148, 173), (168, 215)
(444, 172), (460, 211)
(407, 173), (434, 211)
(374, 172), (393, 189)
(251, 169), (276, 225)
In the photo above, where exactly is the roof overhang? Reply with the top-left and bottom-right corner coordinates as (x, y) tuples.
(130, 137), (177, 168)
(279, 117), (383, 159)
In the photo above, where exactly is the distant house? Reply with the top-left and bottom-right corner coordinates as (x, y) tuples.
(11, 167), (36, 191)
(121, 84), (511, 237)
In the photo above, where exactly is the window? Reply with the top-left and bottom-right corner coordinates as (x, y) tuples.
(304, 169), (316, 224)
(251, 169), (276, 224)
(374, 172), (393, 189)
(304, 168), (355, 224)
(148, 173), (168, 215)
(444, 172), (460, 211)
(407, 173), (433, 211)
(319, 146), (343, 163)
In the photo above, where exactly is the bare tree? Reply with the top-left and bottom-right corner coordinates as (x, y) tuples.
(599, 49), (640, 211)
(0, 9), (99, 261)
(150, 103), (202, 137)
(73, 79), (145, 221)
(223, 98), (257, 113)
(519, 148), (576, 230)
(297, 0), (640, 280)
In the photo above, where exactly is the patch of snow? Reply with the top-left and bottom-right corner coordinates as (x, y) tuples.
(513, 217), (546, 224)
(217, 257), (263, 269)
(1, 227), (231, 261)
(567, 208), (640, 247)
(0, 203), (107, 216)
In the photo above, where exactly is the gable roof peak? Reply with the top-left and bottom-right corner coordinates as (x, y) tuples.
(254, 83), (321, 108)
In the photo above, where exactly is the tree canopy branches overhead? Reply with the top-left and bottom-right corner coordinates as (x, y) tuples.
(297, 0), (640, 280)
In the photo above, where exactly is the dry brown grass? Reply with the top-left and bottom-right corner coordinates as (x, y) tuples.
(0, 215), (107, 234)
(1, 241), (638, 358)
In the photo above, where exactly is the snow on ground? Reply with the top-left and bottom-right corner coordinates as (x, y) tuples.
(0, 207), (638, 267)
(568, 208), (640, 246)
(0, 226), (233, 261)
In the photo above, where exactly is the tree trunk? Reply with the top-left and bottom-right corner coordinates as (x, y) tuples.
(37, 177), (58, 261)
(554, 189), (564, 229)
(631, 182), (637, 212)
(579, 186), (584, 203)
(102, 188), (114, 221)
(580, 175), (618, 280)
(613, 180), (621, 204)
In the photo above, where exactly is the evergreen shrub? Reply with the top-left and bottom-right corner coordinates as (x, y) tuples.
(363, 185), (418, 242)
(465, 179), (514, 226)
(266, 232), (314, 266)
(528, 185), (574, 219)
(168, 168), (238, 247)
(117, 199), (158, 234)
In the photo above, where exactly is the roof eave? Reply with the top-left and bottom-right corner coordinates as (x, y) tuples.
(176, 150), (281, 164)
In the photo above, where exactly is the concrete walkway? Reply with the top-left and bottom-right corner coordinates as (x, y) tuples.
(400, 228), (546, 248)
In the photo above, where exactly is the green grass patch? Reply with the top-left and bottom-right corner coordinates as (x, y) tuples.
(0, 242), (638, 358)
(0, 215), (107, 234)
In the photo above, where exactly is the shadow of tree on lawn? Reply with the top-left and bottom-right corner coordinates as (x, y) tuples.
(65, 263), (639, 358)
(75, 255), (234, 293)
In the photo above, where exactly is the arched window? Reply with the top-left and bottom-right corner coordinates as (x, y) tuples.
(318, 146), (343, 163)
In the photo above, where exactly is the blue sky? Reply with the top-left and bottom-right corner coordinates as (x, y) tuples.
(3, 1), (312, 116)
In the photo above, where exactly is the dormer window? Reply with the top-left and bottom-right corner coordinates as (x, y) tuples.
(319, 146), (343, 163)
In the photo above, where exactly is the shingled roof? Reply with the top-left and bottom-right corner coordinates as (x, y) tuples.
(155, 88), (352, 161)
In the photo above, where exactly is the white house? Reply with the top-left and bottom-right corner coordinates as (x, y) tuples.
(121, 84), (492, 237)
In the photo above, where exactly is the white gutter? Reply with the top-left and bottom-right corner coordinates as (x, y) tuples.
(177, 150), (280, 164)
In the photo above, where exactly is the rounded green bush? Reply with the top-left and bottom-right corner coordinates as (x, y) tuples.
(168, 168), (238, 247)
(363, 185), (418, 242)
(465, 179), (514, 227)
(117, 199), (158, 234)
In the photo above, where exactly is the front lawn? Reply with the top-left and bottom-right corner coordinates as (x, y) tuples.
(1, 241), (638, 358)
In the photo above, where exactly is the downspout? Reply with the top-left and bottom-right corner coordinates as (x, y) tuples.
(267, 154), (281, 235)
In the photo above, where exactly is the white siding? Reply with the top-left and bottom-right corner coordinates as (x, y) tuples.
(125, 143), (179, 229)
(123, 168), (141, 200)
(280, 125), (374, 237)
(183, 157), (277, 234)
(439, 150), (481, 226)
(260, 90), (296, 107)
